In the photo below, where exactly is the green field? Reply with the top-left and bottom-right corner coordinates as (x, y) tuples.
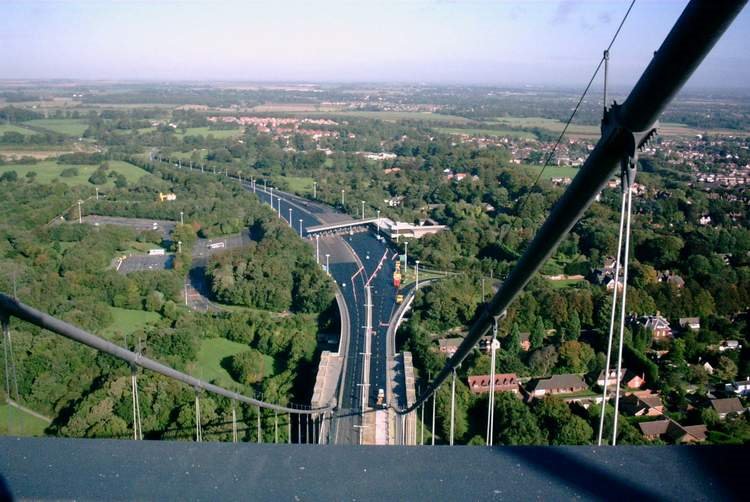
(492, 117), (599, 137)
(0, 123), (35, 136)
(174, 127), (243, 139)
(435, 127), (534, 139)
(195, 338), (277, 388)
(547, 278), (585, 289)
(277, 176), (314, 194)
(23, 118), (91, 137)
(517, 163), (580, 180)
(0, 160), (152, 186)
(170, 149), (209, 161)
(101, 307), (162, 341)
(0, 404), (49, 436)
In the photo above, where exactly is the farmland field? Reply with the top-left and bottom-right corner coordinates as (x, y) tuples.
(290, 110), (472, 124)
(517, 163), (579, 180)
(23, 118), (91, 136)
(0, 160), (152, 186)
(493, 117), (599, 137)
(174, 127), (243, 139)
(0, 123), (35, 136)
(435, 126), (535, 139)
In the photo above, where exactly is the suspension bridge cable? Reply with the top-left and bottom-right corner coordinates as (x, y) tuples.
(612, 176), (636, 445)
(398, 0), (640, 417)
(514, 0), (636, 220)
(597, 182), (628, 445)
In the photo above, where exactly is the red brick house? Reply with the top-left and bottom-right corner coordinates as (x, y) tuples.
(467, 374), (520, 395)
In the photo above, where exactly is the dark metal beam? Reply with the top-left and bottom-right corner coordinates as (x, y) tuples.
(0, 293), (332, 415)
(399, 0), (747, 414)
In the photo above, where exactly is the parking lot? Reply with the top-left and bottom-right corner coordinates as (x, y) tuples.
(81, 215), (176, 239)
(116, 254), (173, 273)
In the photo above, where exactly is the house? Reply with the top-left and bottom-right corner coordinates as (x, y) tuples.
(438, 338), (462, 357)
(528, 374), (588, 397)
(703, 361), (714, 375)
(711, 398), (745, 419)
(467, 373), (519, 395)
(660, 272), (685, 289)
(638, 420), (669, 440)
(477, 336), (500, 353)
(643, 314), (673, 339)
(623, 370), (646, 389)
(619, 391), (664, 417)
(519, 333), (531, 352)
(158, 192), (177, 202)
(605, 277), (624, 292)
(731, 378), (750, 396)
(719, 340), (741, 352)
(678, 317), (701, 331)
(478, 333), (530, 352)
(384, 195), (405, 207)
(638, 419), (707, 443)
(596, 368), (626, 388)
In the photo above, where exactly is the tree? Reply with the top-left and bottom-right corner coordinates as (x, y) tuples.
(494, 393), (546, 445)
(556, 415), (593, 445)
(504, 322), (521, 354)
(0, 170), (18, 182)
(531, 316), (545, 350)
(564, 310), (581, 341)
(557, 341), (595, 374)
(715, 356), (738, 382)
(529, 346), (558, 376)
(226, 349), (266, 386)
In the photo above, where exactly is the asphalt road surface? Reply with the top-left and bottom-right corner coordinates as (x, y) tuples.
(81, 215), (176, 239)
(117, 254), (173, 273)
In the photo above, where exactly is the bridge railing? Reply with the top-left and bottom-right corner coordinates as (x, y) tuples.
(0, 292), (334, 418)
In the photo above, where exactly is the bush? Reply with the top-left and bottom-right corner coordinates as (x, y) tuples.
(60, 167), (79, 177)
(0, 170), (18, 182)
(225, 349), (266, 385)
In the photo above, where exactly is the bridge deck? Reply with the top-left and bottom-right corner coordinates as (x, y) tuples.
(0, 437), (744, 500)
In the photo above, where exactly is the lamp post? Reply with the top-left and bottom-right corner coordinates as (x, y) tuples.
(325, 254), (330, 275)
(313, 181), (317, 199)
(450, 369), (456, 446)
(341, 189), (345, 207)
(404, 241), (408, 278)
(415, 260), (420, 291)
(361, 201), (365, 220)
(180, 211), (184, 225)
(95, 187), (99, 201)
(288, 207), (292, 227)
(77, 200), (83, 224)
(376, 210), (381, 235)
(315, 235), (320, 264)
(299, 219), (303, 237)
(270, 187), (274, 204)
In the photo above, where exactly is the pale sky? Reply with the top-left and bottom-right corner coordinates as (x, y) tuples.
(1, 0), (748, 88)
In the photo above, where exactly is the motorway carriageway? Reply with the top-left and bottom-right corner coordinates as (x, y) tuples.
(247, 184), (390, 413)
